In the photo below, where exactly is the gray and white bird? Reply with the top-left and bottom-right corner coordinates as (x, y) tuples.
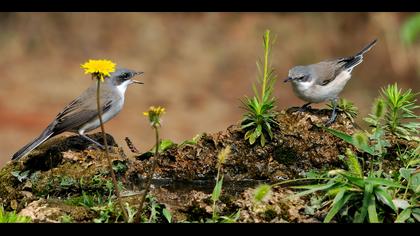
(284, 39), (377, 125)
(12, 68), (143, 161)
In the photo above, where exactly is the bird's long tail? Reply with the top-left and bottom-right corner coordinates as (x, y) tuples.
(12, 127), (55, 161)
(355, 38), (378, 57)
(344, 39), (378, 71)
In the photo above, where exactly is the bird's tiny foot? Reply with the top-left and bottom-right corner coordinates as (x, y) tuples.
(86, 145), (101, 151)
(297, 105), (312, 113)
(325, 116), (337, 126)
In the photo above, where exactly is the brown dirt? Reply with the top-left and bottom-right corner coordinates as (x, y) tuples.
(0, 108), (414, 222)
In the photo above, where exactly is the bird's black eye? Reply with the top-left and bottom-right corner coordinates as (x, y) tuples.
(120, 72), (130, 79)
(297, 75), (307, 81)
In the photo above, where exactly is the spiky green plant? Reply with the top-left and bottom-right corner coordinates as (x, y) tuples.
(0, 205), (31, 223)
(381, 83), (419, 140)
(241, 29), (279, 146)
(291, 149), (402, 223)
(328, 98), (359, 123)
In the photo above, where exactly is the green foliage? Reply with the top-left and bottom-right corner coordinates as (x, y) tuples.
(124, 203), (137, 223)
(162, 208), (172, 223)
(292, 150), (402, 223)
(112, 160), (128, 174)
(59, 214), (73, 223)
(11, 170), (30, 183)
(65, 191), (107, 208)
(0, 205), (32, 223)
(92, 198), (120, 223)
(380, 83), (420, 140)
(328, 98), (359, 123)
(157, 139), (176, 152)
(207, 146), (240, 223)
(401, 13), (420, 45)
(180, 133), (203, 147)
(321, 126), (376, 155)
(241, 29), (279, 147)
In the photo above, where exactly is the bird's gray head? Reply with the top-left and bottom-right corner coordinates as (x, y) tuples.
(109, 68), (144, 87)
(284, 66), (311, 84)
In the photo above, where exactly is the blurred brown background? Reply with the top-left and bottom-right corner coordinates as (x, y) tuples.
(0, 13), (419, 167)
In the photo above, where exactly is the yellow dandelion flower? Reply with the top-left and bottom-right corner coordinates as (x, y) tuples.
(143, 106), (166, 127)
(81, 59), (116, 81)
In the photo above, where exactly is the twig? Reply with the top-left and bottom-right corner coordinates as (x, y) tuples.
(96, 79), (129, 222)
(134, 127), (160, 223)
(125, 137), (140, 154)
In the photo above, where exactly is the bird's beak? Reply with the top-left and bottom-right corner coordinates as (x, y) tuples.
(132, 71), (144, 84)
(283, 77), (292, 83)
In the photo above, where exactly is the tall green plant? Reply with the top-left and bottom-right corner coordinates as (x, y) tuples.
(241, 30), (279, 146)
(380, 83), (419, 140)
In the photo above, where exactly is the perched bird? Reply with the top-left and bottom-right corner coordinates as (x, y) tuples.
(284, 39), (377, 125)
(12, 68), (143, 160)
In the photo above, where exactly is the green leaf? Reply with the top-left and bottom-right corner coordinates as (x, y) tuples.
(162, 208), (172, 223)
(365, 177), (404, 189)
(412, 208), (420, 222)
(157, 139), (176, 152)
(253, 184), (272, 203)
(249, 132), (256, 145)
(255, 124), (262, 137)
(241, 121), (256, 130)
(354, 183), (373, 223)
(11, 170), (30, 182)
(399, 168), (415, 180)
(220, 210), (241, 223)
(367, 194), (379, 223)
(411, 173), (420, 193)
(212, 176), (224, 202)
(244, 130), (253, 140)
(260, 133), (266, 147)
(374, 187), (397, 212)
(292, 182), (337, 198)
(395, 208), (412, 223)
(324, 190), (353, 223)
(321, 126), (375, 155)
(340, 173), (365, 189)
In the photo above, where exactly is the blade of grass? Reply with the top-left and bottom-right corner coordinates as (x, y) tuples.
(324, 190), (353, 223)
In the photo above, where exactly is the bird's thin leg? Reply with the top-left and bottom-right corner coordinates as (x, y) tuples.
(325, 98), (338, 126)
(79, 134), (105, 149)
(297, 102), (312, 112)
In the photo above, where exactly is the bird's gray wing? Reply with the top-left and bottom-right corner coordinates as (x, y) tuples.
(51, 95), (113, 134)
(311, 60), (347, 86)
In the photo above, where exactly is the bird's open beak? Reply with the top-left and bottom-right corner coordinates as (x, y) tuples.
(283, 77), (292, 83)
(132, 71), (144, 84)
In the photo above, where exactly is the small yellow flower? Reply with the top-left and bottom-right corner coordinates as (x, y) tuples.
(81, 59), (116, 81)
(143, 106), (166, 127)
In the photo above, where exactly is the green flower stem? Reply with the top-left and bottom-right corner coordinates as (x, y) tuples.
(96, 78), (128, 223)
(261, 30), (270, 103)
(135, 126), (160, 223)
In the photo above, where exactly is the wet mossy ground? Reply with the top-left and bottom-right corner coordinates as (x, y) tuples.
(0, 108), (414, 223)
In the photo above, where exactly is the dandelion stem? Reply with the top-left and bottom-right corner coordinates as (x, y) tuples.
(135, 126), (160, 223)
(96, 78), (128, 223)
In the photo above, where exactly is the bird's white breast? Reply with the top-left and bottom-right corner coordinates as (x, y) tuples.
(292, 70), (352, 103)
